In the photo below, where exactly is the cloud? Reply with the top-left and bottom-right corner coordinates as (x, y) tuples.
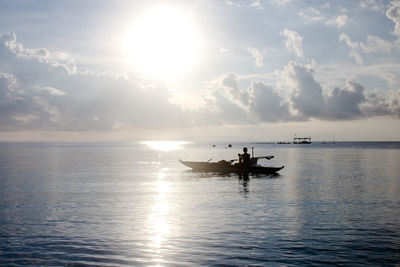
(225, 0), (240, 7)
(204, 73), (290, 123)
(299, 7), (348, 29)
(248, 81), (290, 121)
(245, 46), (264, 68)
(39, 86), (66, 96)
(360, 0), (387, 14)
(278, 62), (325, 118)
(250, 0), (261, 8)
(360, 35), (394, 53)
(330, 14), (348, 28)
(219, 48), (229, 54)
(277, 61), (400, 120)
(386, 1), (400, 36)
(388, 90), (400, 116)
(298, 7), (324, 22)
(339, 33), (358, 49)
(209, 62), (400, 123)
(0, 72), (17, 105)
(221, 73), (249, 106)
(0, 32), (76, 75)
(271, 0), (293, 7)
(0, 32), (191, 131)
(349, 50), (363, 64)
(1, 31), (399, 134)
(384, 73), (399, 83)
(249, 0), (293, 8)
(0, 71), (59, 130)
(362, 90), (400, 117)
(339, 33), (393, 63)
(281, 29), (304, 58)
(324, 81), (365, 119)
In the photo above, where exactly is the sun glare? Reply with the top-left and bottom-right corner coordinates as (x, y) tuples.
(128, 5), (201, 80)
(142, 140), (188, 151)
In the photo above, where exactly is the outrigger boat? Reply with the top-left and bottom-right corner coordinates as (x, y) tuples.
(179, 154), (284, 174)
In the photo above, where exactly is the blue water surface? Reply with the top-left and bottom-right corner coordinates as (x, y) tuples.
(1, 141), (400, 266)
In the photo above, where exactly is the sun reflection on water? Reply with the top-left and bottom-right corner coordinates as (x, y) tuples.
(141, 140), (188, 151)
(157, 171), (166, 179)
(147, 171), (173, 264)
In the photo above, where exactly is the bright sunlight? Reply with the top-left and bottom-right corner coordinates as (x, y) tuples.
(128, 5), (202, 80)
(141, 140), (188, 151)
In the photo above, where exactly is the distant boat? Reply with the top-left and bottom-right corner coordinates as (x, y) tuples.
(277, 141), (291, 144)
(321, 139), (335, 144)
(293, 137), (312, 144)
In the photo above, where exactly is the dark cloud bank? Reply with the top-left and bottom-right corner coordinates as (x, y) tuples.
(0, 32), (399, 132)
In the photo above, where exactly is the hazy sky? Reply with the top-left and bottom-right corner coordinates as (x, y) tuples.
(0, 0), (400, 141)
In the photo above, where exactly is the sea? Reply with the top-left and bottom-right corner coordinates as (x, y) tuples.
(0, 141), (400, 266)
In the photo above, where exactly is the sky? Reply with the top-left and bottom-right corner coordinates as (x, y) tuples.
(0, 0), (400, 141)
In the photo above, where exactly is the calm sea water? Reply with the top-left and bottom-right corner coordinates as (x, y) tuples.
(1, 141), (400, 266)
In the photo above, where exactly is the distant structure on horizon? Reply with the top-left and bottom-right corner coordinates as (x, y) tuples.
(293, 136), (312, 144)
(321, 139), (335, 144)
(276, 136), (312, 144)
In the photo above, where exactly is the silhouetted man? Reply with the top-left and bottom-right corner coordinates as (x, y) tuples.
(241, 147), (251, 168)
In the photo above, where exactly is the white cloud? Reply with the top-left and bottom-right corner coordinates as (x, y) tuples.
(281, 29), (304, 58)
(204, 73), (290, 123)
(362, 90), (400, 117)
(219, 48), (229, 54)
(271, 0), (293, 7)
(361, 0), (387, 14)
(349, 50), (363, 64)
(321, 3), (330, 9)
(0, 72), (17, 105)
(40, 86), (66, 96)
(0, 32), (191, 131)
(339, 33), (360, 49)
(0, 32), (76, 75)
(1, 31), (399, 133)
(250, 0), (261, 8)
(386, 1), (400, 36)
(207, 62), (395, 123)
(246, 46), (264, 68)
(277, 62), (400, 120)
(298, 7), (324, 22)
(334, 14), (348, 28)
(384, 73), (399, 83)
(225, 0), (240, 7)
(339, 33), (393, 63)
(221, 73), (249, 107)
(300, 7), (348, 29)
(361, 35), (393, 53)
(279, 62), (325, 117)
(326, 15), (349, 28)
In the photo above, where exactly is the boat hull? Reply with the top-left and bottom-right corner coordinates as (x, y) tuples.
(179, 160), (284, 174)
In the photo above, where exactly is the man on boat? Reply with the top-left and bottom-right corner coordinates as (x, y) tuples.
(240, 147), (251, 168)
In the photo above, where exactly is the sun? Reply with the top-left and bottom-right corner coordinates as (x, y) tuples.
(127, 5), (201, 80)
